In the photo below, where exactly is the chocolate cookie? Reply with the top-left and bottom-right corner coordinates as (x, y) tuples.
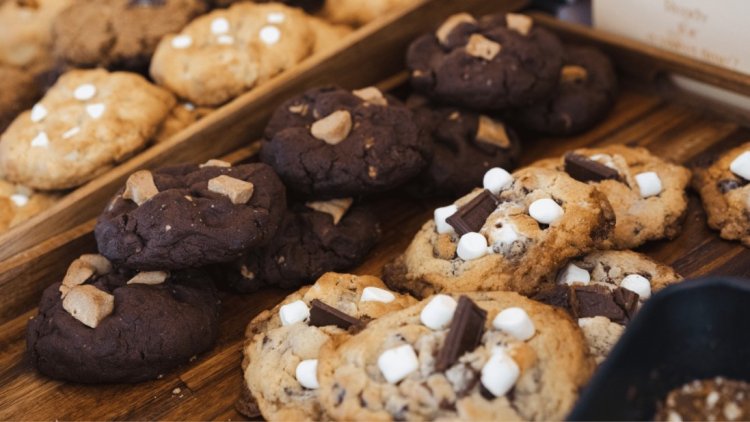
(260, 86), (429, 197)
(514, 45), (618, 135)
(223, 200), (380, 292)
(655, 377), (750, 422)
(95, 161), (286, 270)
(27, 255), (220, 383)
(0, 65), (40, 133)
(407, 12), (563, 111)
(405, 95), (521, 197)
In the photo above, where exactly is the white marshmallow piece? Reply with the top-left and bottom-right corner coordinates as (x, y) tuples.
(171, 34), (193, 49)
(528, 198), (563, 225)
(483, 167), (513, 195)
(377, 344), (419, 384)
(259, 25), (281, 45)
(557, 263), (590, 285)
(211, 17), (230, 34)
(279, 300), (310, 326)
(635, 172), (662, 198)
(420, 294), (458, 330)
(493, 307), (535, 340)
(30, 103), (47, 122)
(86, 103), (106, 119)
(456, 232), (488, 261)
(31, 131), (49, 148)
(361, 286), (396, 303)
(10, 194), (29, 207)
(620, 274), (651, 299)
(295, 359), (319, 389)
(73, 84), (96, 101)
(489, 222), (519, 249)
(434, 204), (458, 234)
(481, 349), (520, 397)
(729, 151), (750, 181)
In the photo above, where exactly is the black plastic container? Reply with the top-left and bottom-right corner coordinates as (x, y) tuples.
(568, 277), (750, 421)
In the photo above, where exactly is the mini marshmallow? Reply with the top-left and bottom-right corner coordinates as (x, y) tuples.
(295, 359), (319, 389)
(31, 131), (49, 148)
(86, 103), (106, 119)
(10, 194), (29, 207)
(489, 223), (518, 250)
(635, 172), (662, 198)
(434, 205), (458, 234)
(456, 232), (488, 261)
(378, 344), (419, 384)
(211, 17), (230, 34)
(493, 307), (535, 340)
(729, 151), (750, 181)
(30, 104), (47, 122)
(528, 198), (563, 225)
(279, 300), (309, 326)
(171, 34), (192, 49)
(73, 84), (97, 101)
(420, 294), (458, 330)
(483, 167), (513, 195)
(620, 274), (651, 299)
(62, 126), (80, 139)
(480, 349), (520, 397)
(557, 263), (590, 285)
(259, 25), (281, 45)
(361, 286), (396, 303)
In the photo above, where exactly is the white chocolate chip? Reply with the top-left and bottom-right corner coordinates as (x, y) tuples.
(86, 103), (106, 119)
(62, 126), (80, 139)
(211, 17), (229, 34)
(506, 13), (533, 35)
(434, 204), (458, 234)
(620, 274), (651, 299)
(288, 103), (308, 115)
(635, 171), (662, 198)
(305, 197), (353, 225)
(217, 35), (234, 45)
(436, 13), (476, 45)
(528, 198), (564, 225)
(480, 349), (520, 397)
(127, 271), (168, 285)
(259, 25), (281, 45)
(456, 232), (488, 261)
(378, 344), (419, 384)
(208, 175), (255, 205)
(465, 34), (501, 61)
(310, 110), (352, 145)
(729, 151), (750, 181)
(200, 159), (231, 168)
(482, 167), (513, 195)
(279, 300), (309, 326)
(78, 254), (112, 275)
(30, 103), (47, 122)
(62, 285), (114, 328)
(73, 84), (96, 101)
(361, 286), (396, 303)
(561, 65), (588, 83)
(10, 193), (29, 207)
(61, 259), (95, 290)
(295, 359), (319, 389)
(493, 307), (535, 340)
(171, 34), (193, 49)
(267, 12), (285, 23)
(352, 87), (388, 106)
(557, 263), (590, 285)
(123, 170), (159, 206)
(31, 131), (49, 148)
(420, 294), (458, 330)
(476, 115), (510, 148)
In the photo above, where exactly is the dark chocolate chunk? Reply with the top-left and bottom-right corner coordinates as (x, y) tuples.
(309, 299), (364, 331)
(532, 284), (574, 315)
(435, 296), (487, 372)
(446, 190), (498, 235)
(573, 285), (626, 323)
(717, 178), (748, 193)
(564, 152), (621, 183)
(613, 287), (639, 320)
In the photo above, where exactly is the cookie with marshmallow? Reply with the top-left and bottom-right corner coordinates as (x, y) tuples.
(384, 166), (615, 298)
(316, 291), (593, 421)
(240, 272), (415, 420)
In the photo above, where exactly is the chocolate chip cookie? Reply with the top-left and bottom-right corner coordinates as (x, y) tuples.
(316, 291), (594, 420)
(655, 377), (750, 422)
(260, 86), (429, 197)
(407, 12), (563, 111)
(27, 255), (220, 383)
(533, 145), (692, 249)
(0, 65), (40, 133)
(513, 45), (618, 135)
(95, 161), (286, 270)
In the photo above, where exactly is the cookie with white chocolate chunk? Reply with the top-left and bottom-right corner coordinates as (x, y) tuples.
(27, 254), (219, 383)
(95, 161), (286, 270)
(0, 179), (59, 232)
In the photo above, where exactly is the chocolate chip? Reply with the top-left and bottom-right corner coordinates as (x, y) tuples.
(563, 152), (621, 183)
(309, 299), (364, 331)
(532, 284), (574, 314)
(573, 285), (626, 323)
(128, 0), (165, 6)
(435, 296), (487, 372)
(613, 287), (639, 320)
(446, 190), (498, 235)
(717, 178), (748, 193)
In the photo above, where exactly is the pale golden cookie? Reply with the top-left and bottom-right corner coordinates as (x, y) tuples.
(0, 179), (59, 232)
(318, 0), (419, 26)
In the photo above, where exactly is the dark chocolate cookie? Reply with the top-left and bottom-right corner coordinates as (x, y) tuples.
(407, 12), (563, 111)
(0, 65), (40, 133)
(27, 263), (219, 384)
(405, 95), (521, 197)
(260, 86), (429, 198)
(95, 161), (286, 270)
(52, 0), (208, 74)
(223, 201), (380, 292)
(513, 45), (618, 135)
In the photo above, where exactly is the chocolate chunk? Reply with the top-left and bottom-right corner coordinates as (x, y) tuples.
(309, 299), (364, 331)
(446, 190), (498, 235)
(532, 284), (574, 315)
(564, 152), (621, 183)
(613, 287), (639, 320)
(717, 178), (748, 193)
(435, 296), (487, 372)
(128, 0), (165, 6)
(573, 285), (626, 323)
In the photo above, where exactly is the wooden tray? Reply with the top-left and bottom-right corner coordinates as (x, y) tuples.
(2, 6), (750, 421)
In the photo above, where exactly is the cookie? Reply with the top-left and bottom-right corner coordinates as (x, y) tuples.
(533, 145), (691, 249)
(260, 86), (428, 197)
(52, 0), (208, 74)
(213, 0), (325, 14)
(0, 68), (176, 190)
(405, 95), (522, 197)
(223, 201), (380, 292)
(0, 65), (40, 133)
(407, 12), (563, 111)
(318, 0), (419, 26)
(693, 141), (750, 247)
(384, 166), (615, 298)
(95, 161), (286, 270)
(0, 179), (59, 232)
(316, 291), (594, 420)
(655, 377), (750, 422)
(513, 45), (618, 135)
(150, 2), (316, 106)
(308, 16), (352, 54)
(533, 250), (682, 363)
(26, 254), (220, 383)
(241, 272), (416, 420)
(153, 102), (213, 144)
